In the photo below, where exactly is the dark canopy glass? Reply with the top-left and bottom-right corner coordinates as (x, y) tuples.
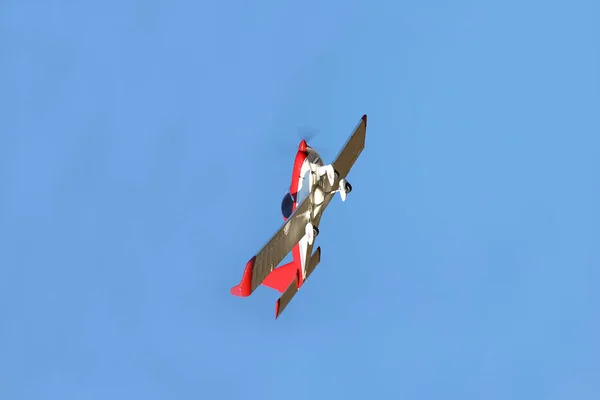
(281, 192), (294, 219)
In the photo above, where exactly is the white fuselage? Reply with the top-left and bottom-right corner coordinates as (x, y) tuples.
(295, 148), (324, 278)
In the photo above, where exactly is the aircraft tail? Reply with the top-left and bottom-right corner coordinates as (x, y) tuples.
(261, 261), (297, 293)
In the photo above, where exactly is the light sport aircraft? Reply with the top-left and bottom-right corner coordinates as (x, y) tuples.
(230, 114), (367, 318)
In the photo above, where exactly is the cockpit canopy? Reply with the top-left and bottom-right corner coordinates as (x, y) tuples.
(281, 192), (295, 219)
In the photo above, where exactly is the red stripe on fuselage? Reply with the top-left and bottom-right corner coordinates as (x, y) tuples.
(232, 140), (311, 298)
(282, 139), (309, 289)
(288, 139), (308, 215)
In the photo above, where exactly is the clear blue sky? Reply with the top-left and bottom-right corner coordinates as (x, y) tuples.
(1, 0), (599, 398)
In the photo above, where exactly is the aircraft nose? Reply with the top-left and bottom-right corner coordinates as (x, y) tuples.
(298, 139), (307, 152)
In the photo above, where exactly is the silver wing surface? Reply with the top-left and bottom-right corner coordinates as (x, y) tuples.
(332, 114), (367, 182)
(313, 114), (367, 225)
(247, 195), (313, 295)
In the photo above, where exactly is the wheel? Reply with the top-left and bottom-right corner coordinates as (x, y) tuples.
(345, 182), (352, 193)
(334, 170), (340, 181)
(313, 226), (319, 237)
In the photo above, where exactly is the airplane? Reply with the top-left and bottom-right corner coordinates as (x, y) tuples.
(230, 114), (367, 318)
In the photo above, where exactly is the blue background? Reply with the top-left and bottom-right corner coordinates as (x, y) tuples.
(1, 0), (599, 398)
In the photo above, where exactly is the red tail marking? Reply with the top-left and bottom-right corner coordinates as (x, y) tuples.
(262, 262), (296, 293)
(230, 256), (256, 297)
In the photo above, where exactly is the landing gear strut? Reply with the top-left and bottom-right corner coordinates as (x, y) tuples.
(332, 169), (352, 201)
(339, 178), (352, 202)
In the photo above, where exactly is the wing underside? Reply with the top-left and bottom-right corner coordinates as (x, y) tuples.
(312, 114), (367, 226)
(332, 114), (367, 182)
(231, 194), (313, 297)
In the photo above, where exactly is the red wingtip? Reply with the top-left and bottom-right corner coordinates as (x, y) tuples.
(298, 139), (307, 152)
(275, 299), (281, 319)
(230, 256), (256, 297)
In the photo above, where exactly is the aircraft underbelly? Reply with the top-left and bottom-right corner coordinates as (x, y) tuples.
(298, 236), (308, 276)
(294, 151), (326, 278)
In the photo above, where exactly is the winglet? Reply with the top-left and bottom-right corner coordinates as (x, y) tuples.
(230, 256), (256, 297)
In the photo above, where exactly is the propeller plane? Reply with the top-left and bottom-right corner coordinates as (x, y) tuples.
(230, 114), (367, 318)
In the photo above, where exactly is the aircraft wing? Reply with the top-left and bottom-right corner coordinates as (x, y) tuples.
(231, 194), (313, 297)
(332, 114), (367, 181)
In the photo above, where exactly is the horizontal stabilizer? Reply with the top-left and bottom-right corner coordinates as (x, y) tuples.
(261, 262), (296, 293)
(275, 247), (321, 319)
(304, 246), (321, 280)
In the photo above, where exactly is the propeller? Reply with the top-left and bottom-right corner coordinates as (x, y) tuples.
(296, 126), (332, 157)
(297, 126), (319, 143)
(273, 124), (330, 156)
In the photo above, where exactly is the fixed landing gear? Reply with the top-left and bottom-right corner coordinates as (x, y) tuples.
(311, 164), (336, 187)
(339, 178), (352, 202)
(344, 181), (352, 193)
(330, 169), (352, 201)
